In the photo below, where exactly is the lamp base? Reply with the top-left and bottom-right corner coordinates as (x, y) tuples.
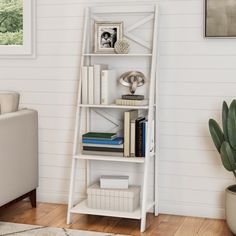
(121, 94), (144, 100)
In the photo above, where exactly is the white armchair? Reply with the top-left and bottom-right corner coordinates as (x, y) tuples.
(0, 109), (38, 208)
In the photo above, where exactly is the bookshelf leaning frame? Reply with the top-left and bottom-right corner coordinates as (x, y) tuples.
(67, 4), (159, 233)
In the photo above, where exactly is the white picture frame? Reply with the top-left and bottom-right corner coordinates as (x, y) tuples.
(0, 0), (36, 58)
(94, 21), (123, 53)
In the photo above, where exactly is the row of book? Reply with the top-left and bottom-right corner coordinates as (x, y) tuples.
(124, 110), (146, 157)
(82, 132), (124, 157)
(81, 65), (117, 105)
(81, 111), (147, 158)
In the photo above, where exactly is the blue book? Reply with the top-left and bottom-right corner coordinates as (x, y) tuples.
(82, 137), (124, 145)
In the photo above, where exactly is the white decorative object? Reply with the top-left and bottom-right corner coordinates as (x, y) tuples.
(100, 175), (129, 189)
(114, 39), (130, 54)
(87, 183), (140, 212)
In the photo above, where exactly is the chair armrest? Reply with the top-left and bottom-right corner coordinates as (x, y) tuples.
(0, 109), (38, 206)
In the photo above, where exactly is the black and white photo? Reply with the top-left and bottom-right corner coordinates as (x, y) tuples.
(94, 21), (123, 53)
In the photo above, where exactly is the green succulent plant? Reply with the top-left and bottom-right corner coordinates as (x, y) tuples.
(209, 100), (236, 179)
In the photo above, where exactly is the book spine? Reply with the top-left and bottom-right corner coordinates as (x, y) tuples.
(94, 65), (101, 105)
(141, 121), (146, 157)
(82, 139), (122, 145)
(130, 120), (136, 157)
(137, 122), (143, 157)
(135, 118), (145, 157)
(124, 111), (130, 157)
(115, 99), (148, 106)
(101, 70), (108, 104)
(81, 66), (88, 104)
(83, 146), (124, 152)
(82, 150), (124, 157)
(88, 66), (94, 104)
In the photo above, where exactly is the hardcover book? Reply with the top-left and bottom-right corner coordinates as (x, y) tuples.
(88, 66), (94, 104)
(135, 117), (146, 157)
(82, 132), (117, 140)
(81, 66), (88, 104)
(82, 150), (124, 157)
(124, 110), (139, 157)
(94, 64), (108, 104)
(101, 70), (117, 105)
(116, 99), (148, 106)
(83, 146), (123, 153)
(82, 137), (124, 145)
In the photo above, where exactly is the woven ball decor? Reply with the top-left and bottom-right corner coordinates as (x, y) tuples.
(114, 39), (130, 54)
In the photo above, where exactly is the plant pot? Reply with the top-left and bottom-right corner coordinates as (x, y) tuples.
(225, 185), (236, 234)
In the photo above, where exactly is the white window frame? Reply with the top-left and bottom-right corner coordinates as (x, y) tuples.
(0, 0), (36, 58)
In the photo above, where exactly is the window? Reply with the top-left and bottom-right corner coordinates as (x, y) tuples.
(0, 0), (35, 57)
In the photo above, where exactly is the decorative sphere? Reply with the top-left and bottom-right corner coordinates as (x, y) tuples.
(114, 39), (130, 54)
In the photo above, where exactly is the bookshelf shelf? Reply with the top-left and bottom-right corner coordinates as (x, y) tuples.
(74, 154), (145, 163)
(70, 199), (141, 219)
(78, 104), (149, 109)
(83, 53), (152, 57)
(67, 4), (159, 233)
(70, 199), (155, 220)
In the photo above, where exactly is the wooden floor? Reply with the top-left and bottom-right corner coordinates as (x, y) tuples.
(0, 202), (233, 236)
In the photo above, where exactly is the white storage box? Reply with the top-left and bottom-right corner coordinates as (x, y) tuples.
(87, 183), (140, 212)
(100, 175), (129, 189)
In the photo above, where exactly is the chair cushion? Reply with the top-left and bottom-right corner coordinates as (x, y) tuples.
(0, 91), (20, 114)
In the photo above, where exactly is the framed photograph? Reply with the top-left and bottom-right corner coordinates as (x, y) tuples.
(94, 21), (123, 53)
(0, 0), (36, 57)
(205, 0), (236, 37)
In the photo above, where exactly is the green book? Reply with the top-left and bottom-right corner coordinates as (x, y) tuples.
(82, 132), (117, 140)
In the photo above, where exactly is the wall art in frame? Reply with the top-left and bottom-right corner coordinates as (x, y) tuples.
(0, 0), (36, 57)
(205, 0), (236, 37)
(94, 21), (123, 53)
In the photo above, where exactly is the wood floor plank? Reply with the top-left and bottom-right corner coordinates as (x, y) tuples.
(174, 216), (205, 236)
(198, 218), (233, 236)
(0, 202), (232, 236)
(147, 214), (186, 236)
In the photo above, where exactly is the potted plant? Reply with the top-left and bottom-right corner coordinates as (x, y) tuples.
(209, 100), (236, 234)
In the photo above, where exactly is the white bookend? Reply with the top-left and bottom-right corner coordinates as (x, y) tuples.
(81, 66), (88, 104)
(130, 119), (136, 157)
(101, 70), (117, 105)
(88, 66), (94, 104)
(94, 64), (108, 105)
(124, 110), (139, 157)
(100, 175), (129, 189)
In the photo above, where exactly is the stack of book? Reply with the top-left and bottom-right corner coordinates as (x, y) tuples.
(82, 132), (124, 157)
(124, 110), (147, 157)
(81, 65), (117, 105)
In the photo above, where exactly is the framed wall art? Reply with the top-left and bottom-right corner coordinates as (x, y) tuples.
(205, 0), (236, 37)
(94, 21), (123, 53)
(0, 0), (36, 57)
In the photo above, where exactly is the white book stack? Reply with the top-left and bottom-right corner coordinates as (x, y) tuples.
(82, 65), (115, 105)
(100, 175), (129, 189)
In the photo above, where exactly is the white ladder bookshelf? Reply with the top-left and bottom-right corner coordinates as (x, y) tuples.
(67, 4), (159, 233)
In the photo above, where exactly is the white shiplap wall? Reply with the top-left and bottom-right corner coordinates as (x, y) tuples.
(0, 0), (235, 219)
